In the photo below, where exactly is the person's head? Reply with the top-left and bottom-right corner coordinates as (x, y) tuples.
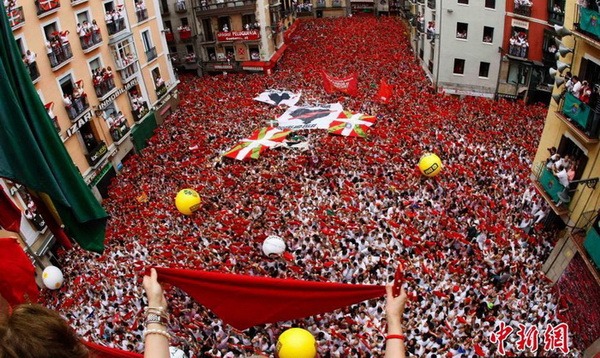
(0, 304), (88, 358)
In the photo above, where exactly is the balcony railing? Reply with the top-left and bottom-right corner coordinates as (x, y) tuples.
(165, 31), (175, 42)
(106, 17), (126, 36)
(36, 0), (60, 17)
(93, 74), (116, 99)
(548, 9), (564, 25)
(196, 0), (255, 12)
(175, 1), (187, 12)
(508, 44), (528, 58)
(7, 6), (25, 29)
(179, 29), (192, 40)
(136, 8), (148, 22)
(132, 103), (149, 122)
(332, 0), (341, 6)
(514, 4), (532, 16)
(145, 46), (157, 62)
(26, 61), (40, 82)
(78, 26), (103, 51)
(48, 40), (73, 70)
(560, 92), (600, 140)
(64, 95), (89, 120)
(116, 60), (139, 82)
(109, 120), (130, 142)
(536, 166), (570, 209)
(575, 5), (600, 43)
(86, 141), (108, 166)
(156, 84), (167, 99)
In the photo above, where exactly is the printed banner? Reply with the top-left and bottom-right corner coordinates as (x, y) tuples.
(276, 103), (344, 130)
(223, 127), (291, 160)
(321, 71), (358, 96)
(217, 30), (260, 42)
(254, 90), (301, 107)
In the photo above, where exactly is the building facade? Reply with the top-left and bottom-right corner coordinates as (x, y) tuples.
(496, 0), (559, 103)
(159, 0), (200, 72)
(534, 0), (600, 354)
(5, 0), (178, 201)
(409, 0), (505, 98)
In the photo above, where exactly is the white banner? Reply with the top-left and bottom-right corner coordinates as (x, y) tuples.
(277, 103), (343, 130)
(254, 90), (302, 107)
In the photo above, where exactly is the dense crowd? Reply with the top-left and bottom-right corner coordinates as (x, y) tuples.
(42, 16), (584, 357)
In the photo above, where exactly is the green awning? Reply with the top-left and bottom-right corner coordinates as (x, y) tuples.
(131, 112), (158, 152)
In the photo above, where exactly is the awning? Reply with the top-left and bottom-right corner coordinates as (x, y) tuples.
(242, 61), (267, 67)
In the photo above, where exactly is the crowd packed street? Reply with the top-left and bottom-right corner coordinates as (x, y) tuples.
(42, 16), (583, 357)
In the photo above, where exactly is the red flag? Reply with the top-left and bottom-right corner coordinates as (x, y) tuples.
(321, 70), (358, 96)
(0, 186), (21, 232)
(376, 79), (393, 104)
(155, 267), (385, 330)
(83, 341), (143, 358)
(0, 237), (39, 306)
(474, 343), (486, 357)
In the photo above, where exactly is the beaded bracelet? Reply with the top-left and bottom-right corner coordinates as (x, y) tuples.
(144, 328), (171, 340)
(146, 313), (169, 326)
(386, 334), (406, 341)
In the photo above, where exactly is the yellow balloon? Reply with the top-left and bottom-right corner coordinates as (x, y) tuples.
(418, 153), (443, 177)
(175, 189), (202, 215)
(277, 328), (317, 358)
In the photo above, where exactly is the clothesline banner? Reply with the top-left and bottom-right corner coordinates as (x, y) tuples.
(223, 127), (292, 160)
(276, 103), (343, 130)
(254, 90), (302, 107)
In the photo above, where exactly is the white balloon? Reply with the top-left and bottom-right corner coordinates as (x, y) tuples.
(262, 235), (286, 256)
(42, 266), (64, 290)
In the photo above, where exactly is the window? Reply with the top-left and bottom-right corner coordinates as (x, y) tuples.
(164, 20), (172, 32)
(458, 0), (467, 4)
(218, 17), (230, 32)
(456, 22), (468, 39)
(141, 30), (153, 51)
(453, 58), (465, 74)
(224, 45), (234, 59)
(59, 74), (75, 97)
(579, 58), (600, 85)
(508, 26), (529, 58)
(206, 47), (216, 61)
(242, 14), (256, 29)
(483, 26), (493, 43)
(104, 1), (127, 35)
(507, 63), (529, 85)
(485, 0), (495, 8)
(249, 45), (259, 60)
(479, 62), (490, 77)
(181, 17), (188, 27)
(76, 10), (90, 24)
(89, 57), (101, 72)
(186, 45), (193, 53)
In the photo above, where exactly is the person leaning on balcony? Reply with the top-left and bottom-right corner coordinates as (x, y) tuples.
(554, 165), (570, 187)
(45, 40), (57, 67)
(60, 31), (72, 58)
(26, 50), (39, 78)
(92, 20), (101, 42)
(105, 11), (115, 34)
(63, 93), (77, 119)
(569, 76), (581, 96)
(579, 81), (591, 103)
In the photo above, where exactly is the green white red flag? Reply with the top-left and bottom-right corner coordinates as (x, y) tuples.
(328, 111), (376, 138)
(223, 127), (291, 160)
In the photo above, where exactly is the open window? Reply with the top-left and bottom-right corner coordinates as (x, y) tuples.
(456, 22), (468, 39)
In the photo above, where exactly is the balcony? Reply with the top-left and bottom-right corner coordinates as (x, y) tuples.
(514, 3), (532, 17)
(116, 60), (139, 82)
(132, 103), (149, 122)
(7, 6), (25, 30)
(26, 61), (41, 83)
(86, 141), (108, 166)
(195, 0), (255, 16)
(106, 17), (126, 36)
(136, 8), (148, 22)
(109, 119), (131, 142)
(508, 44), (528, 59)
(165, 31), (175, 42)
(48, 40), (73, 71)
(64, 95), (89, 121)
(557, 92), (600, 144)
(532, 164), (570, 216)
(574, 5), (600, 43)
(179, 28), (192, 41)
(548, 9), (564, 25)
(93, 74), (116, 99)
(71, 0), (87, 5)
(36, 0), (60, 17)
(79, 27), (103, 53)
(156, 84), (167, 99)
(145, 46), (157, 62)
(332, 0), (341, 6)
(175, 1), (187, 12)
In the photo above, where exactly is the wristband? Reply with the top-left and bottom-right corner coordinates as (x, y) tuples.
(386, 334), (405, 341)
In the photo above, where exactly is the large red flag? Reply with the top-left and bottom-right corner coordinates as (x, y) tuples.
(321, 70), (358, 96)
(155, 268), (385, 330)
(83, 341), (143, 358)
(0, 237), (39, 306)
(376, 79), (393, 104)
(0, 186), (21, 232)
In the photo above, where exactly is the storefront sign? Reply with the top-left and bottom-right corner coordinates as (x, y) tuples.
(214, 64), (234, 70)
(217, 30), (260, 42)
(62, 110), (93, 141)
(88, 142), (108, 166)
(98, 78), (139, 110)
(511, 19), (529, 29)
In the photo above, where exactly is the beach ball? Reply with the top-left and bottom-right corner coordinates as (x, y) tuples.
(42, 266), (64, 290)
(276, 328), (317, 358)
(418, 153), (443, 177)
(175, 189), (202, 215)
(263, 235), (286, 256)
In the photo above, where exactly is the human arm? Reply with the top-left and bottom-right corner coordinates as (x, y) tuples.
(143, 268), (171, 358)
(385, 284), (407, 358)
